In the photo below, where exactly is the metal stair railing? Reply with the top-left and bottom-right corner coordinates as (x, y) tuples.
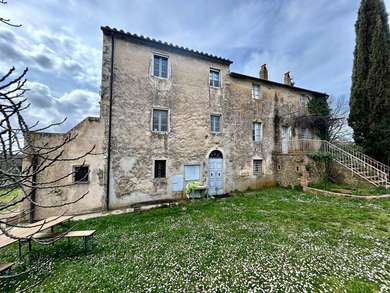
(333, 142), (390, 181)
(274, 139), (389, 187)
(320, 140), (388, 187)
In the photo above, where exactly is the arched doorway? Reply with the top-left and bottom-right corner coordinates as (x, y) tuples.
(208, 150), (224, 196)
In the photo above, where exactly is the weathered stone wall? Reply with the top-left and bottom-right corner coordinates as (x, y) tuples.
(24, 31), (326, 218)
(273, 154), (307, 187)
(330, 162), (371, 186)
(23, 117), (105, 220)
(101, 33), (319, 208)
(274, 154), (373, 188)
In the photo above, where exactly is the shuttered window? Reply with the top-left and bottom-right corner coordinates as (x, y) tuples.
(184, 164), (200, 181)
(152, 109), (168, 132)
(300, 95), (307, 107)
(209, 69), (220, 87)
(253, 122), (262, 142)
(210, 114), (221, 133)
(253, 160), (263, 176)
(153, 55), (168, 78)
(252, 84), (261, 99)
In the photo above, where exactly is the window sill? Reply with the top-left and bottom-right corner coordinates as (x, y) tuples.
(152, 131), (169, 135)
(211, 132), (222, 136)
(209, 86), (221, 89)
(74, 181), (89, 185)
(152, 75), (169, 80)
(252, 174), (263, 178)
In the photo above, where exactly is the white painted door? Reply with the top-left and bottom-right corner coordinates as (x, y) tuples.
(282, 127), (290, 154)
(208, 158), (224, 196)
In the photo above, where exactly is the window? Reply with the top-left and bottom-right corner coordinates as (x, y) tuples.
(252, 84), (261, 99)
(210, 114), (221, 133)
(301, 128), (310, 139)
(74, 166), (89, 183)
(154, 160), (166, 178)
(209, 69), (220, 87)
(253, 160), (263, 176)
(253, 122), (263, 142)
(152, 109), (168, 132)
(184, 164), (200, 181)
(300, 95), (307, 107)
(153, 54), (168, 78)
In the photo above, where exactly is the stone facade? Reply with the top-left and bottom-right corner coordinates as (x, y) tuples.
(23, 117), (105, 220)
(26, 26), (329, 218)
(100, 27), (324, 209)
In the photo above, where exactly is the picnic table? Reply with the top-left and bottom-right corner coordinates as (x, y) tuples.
(0, 215), (96, 274)
(0, 215), (73, 256)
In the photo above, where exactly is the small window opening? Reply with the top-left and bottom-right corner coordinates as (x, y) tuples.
(74, 166), (89, 183)
(154, 160), (166, 178)
(253, 160), (263, 176)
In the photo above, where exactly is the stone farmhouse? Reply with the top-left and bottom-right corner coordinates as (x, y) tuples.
(26, 26), (330, 219)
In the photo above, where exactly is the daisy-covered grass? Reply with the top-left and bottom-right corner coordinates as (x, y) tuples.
(1, 187), (389, 292)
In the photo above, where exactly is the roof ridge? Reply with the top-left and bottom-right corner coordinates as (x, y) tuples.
(101, 26), (233, 65)
(230, 72), (327, 97)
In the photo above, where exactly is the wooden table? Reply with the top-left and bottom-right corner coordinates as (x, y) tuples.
(0, 216), (73, 256)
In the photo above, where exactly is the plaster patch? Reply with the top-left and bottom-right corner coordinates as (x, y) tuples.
(119, 156), (137, 174)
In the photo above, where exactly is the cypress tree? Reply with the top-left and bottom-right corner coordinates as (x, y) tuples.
(349, 0), (390, 164)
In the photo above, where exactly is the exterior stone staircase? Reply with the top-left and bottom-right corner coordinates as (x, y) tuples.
(321, 141), (390, 188)
(276, 139), (390, 188)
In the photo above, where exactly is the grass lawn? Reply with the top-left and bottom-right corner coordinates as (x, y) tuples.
(1, 188), (389, 292)
(0, 189), (21, 210)
(309, 181), (390, 196)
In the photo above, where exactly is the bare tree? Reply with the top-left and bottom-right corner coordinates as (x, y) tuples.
(0, 1), (95, 241)
(293, 95), (352, 143)
(327, 95), (352, 143)
(0, 0), (21, 27)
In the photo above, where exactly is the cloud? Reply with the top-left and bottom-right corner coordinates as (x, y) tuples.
(1, 0), (389, 134)
(0, 27), (100, 90)
(26, 81), (99, 132)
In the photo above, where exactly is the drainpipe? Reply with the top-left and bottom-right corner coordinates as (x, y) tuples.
(30, 154), (38, 222)
(105, 32), (115, 211)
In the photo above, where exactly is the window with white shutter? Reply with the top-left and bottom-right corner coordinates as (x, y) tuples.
(209, 69), (220, 87)
(210, 114), (221, 133)
(252, 122), (262, 142)
(153, 55), (168, 78)
(152, 109), (168, 132)
(252, 84), (261, 99)
(184, 164), (200, 181)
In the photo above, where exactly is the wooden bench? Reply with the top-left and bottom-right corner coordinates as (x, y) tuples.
(33, 230), (96, 251)
(65, 230), (95, 251)
(0, 262), (14, 274)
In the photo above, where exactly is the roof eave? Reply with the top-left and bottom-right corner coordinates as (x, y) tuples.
(101, 26), (233, 65)
(229, 72), (328, 97)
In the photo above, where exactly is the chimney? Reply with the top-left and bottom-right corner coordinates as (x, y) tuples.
(283, 71), (294, 86)
(259, 64), (268, 80)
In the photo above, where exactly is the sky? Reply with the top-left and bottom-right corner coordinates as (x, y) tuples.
(0, 0), (389, 132)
